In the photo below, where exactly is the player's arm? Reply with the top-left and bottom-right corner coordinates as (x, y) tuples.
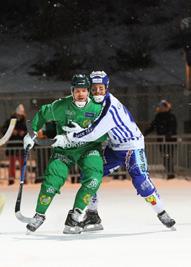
(73, 114), (114, 141)
(67, 103), (115, 142)
(24, 103), (55, 150)
(32, 104), (55, 132)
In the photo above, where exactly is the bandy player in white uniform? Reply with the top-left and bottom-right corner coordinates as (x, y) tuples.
(62, 71), (176, 231)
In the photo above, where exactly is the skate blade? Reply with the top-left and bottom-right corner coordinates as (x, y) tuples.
(63, 225), (82, 234)
(26, 229), (33, 235)
(83, 224), (104, 232)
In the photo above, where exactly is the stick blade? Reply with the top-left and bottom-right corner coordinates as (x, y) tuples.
(35, 138), (56, 146)
(15, 211), (32, 223)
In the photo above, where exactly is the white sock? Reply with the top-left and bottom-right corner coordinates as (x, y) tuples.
(87, 194), (98, 211)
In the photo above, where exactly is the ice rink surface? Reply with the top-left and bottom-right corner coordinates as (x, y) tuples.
(0, 178), (191, 267)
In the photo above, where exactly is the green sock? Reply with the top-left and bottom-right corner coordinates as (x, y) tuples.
(73, 187), (93, 211)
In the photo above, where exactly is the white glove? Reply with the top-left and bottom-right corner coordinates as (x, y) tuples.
(51, 135), (69, 148)
(23, 133), (36, 150)
(62, 122), (83, 133)
(65, 131), (76, 142)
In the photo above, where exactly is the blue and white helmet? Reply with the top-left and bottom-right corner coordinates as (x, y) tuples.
(89, 71), (109, 103)
(90, 71), (109, 89)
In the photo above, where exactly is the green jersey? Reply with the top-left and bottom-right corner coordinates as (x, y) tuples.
(32, 96), (106, 162)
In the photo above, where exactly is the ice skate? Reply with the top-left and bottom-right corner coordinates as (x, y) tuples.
(26, 213), (46, 232)
(63, 208), (83, 234)
(80, 210), (103, 232)
(157, 210), (176, 229)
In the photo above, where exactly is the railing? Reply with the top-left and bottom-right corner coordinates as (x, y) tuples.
(145, 135), (191, 179)
(0, 136), (191, 184)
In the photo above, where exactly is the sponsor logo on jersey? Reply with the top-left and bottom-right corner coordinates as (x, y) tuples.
(74, 127), (93, 138)
(82, 119), (91, 128)
(85, 112), (95, 118)
(139, 149), (145, 163)
(87, 178), (99, 189)
(141, 180), (154, 191)
(66, 141), (86, 148)
(40, 195), (52, 205)
(52, 153), (73, 164)
(83, 194), (91, 205)
(145, 195), (157, 205)
(140, 163), (146, 172)
(46, 186), (56, 194)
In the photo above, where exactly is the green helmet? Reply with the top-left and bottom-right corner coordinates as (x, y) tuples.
(71, 74), (90, 90)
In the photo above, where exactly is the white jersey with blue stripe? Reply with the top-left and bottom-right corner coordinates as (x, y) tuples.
(72, 93), (144, 150)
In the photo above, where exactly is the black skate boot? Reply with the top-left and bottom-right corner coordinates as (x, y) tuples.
(157, 210), (176, 228)
(80, 210), (103, 232)
(63, 208), (83, 234)
(26, 213), (46, 232)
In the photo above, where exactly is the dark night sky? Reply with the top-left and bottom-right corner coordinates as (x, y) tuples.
(0, 1), (190, 77)
(0, 0), (190, 131)
(0, 1), (189, 37)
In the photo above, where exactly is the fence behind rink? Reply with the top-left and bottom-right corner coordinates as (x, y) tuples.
(0, 136), (191, 184)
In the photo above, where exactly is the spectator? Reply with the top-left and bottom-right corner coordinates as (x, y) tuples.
(2, 104), (27, 185)
(180, 17), (191, 90)
(144, 100), (177, 179)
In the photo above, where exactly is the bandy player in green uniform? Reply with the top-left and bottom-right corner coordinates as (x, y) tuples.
(23, 74), (106, 234)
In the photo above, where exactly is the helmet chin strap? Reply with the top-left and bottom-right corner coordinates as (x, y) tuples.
(73, 97), (91, 108)
(93, 95), (105, 103)
(74, 101), (87, 108)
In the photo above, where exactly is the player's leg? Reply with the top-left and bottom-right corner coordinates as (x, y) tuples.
(127, 149), (176, 228)
(82, 147), (123, 231)
(64, 150), (103, 233)
(27, 159), (69, 232)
